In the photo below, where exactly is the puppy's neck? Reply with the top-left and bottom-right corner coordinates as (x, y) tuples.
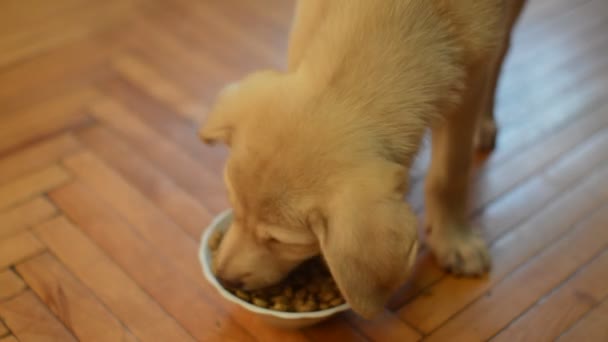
(282, 2), (468, 167)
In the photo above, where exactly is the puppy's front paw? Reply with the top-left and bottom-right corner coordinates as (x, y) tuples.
(426, 228), (491, 276)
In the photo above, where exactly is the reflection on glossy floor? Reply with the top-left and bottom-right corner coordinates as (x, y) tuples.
(0, 0), (607, 341)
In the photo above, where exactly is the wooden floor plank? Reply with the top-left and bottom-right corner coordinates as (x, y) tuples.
(0, 89), (98, 155)
(304, 318), (369, 342)
(0, 232), (45, 270)
(478, 125), (608, 241)
(111, 53), (204, 121)
(0, 321), (7, 337)
(0, 336), (16, 342)
(16, 253), (138, 341)
(33, 216), (196, 342)
(400, 163), (608, 333)
(472, 103), (608, 212)
(76, 125), (211, 239)
(0, 270), (25, 301)
(474, 36), (608, 180)
(0, 0), (135, 68)
(49, 181), (254, 342)
(0, 291), (77, 342)
(387, 250), (445, 310)
(173, 0), (284, 68)
(425, 205), (608, 342)
(487, 77), (608, 185)
(506, 5), (603, 82)
(61, 151), (204, 276)
(0, 37), (114, 114)
(0, 197), (57, 240)
(344, 310), (421, 342)
(207, 0), (291, 51)
(0, 165), (70, 211)
(557, 295), (608, 342)
(0, 134), (80, 186)
(473, 177), (559, 242)
(544, 128), (608, 186)
(125, 32), (220, 105)
(89, 98), (227, 212)
(224, 305), (313, 342)
(143, 0), (274, 76)
(123, 18), (234, 100)
(95, 76), (227, 175)
(590, 172), (608, 198)
(515, 0), (590, 36)
(499, 0), (608, 103)
(493, 249), (608, 342)
(496, 63), (608, 162)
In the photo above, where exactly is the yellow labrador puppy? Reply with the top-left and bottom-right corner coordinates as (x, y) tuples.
(200, 0), (525, 318)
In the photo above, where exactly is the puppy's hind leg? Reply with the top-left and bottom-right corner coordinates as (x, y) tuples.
(475, 1), (526, 152)
(424, 67), (492, 276)
(474, 40), (508, 152)
(474, 90), (499, 152)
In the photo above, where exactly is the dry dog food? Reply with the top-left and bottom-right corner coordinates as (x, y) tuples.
(209, 230), (345, 312)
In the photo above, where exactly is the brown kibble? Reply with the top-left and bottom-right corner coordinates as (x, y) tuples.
(293, 299), (305, 310)
(283, 286), (294, 298)
(272, 302), (289, 311)
(294, 300), (317, 312)
(330, 297), (345, 306)
(321, 281), (333, 291)
(235, 290), (250, 302)
(251, 289), (264, 298)
(306, 282), (320, 294)
(295, 288), (307, 300)
(271, 295), (289, 305)
(319, 290), (336, 303)
(293, 303), (306, 312)
(252, 298), (269, 308)
(210, 231), (345, 312)
(267, 286), (282, 296)
(306, 299), (318, 311)
(306, 294), (316, 304)
(294, 274), (307, 285)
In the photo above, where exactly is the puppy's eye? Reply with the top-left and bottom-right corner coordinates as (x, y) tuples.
(257, 231), (279, 244)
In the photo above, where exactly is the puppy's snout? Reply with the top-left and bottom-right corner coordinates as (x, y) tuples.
(214, 264), (244, 288)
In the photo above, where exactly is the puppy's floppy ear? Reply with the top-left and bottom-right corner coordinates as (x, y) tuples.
(198, 82), (241, 146)
(198, 70), (284, 146)
(309, 161), (419, 319)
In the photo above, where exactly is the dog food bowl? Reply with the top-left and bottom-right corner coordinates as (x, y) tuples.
(199, 209), (350, 329)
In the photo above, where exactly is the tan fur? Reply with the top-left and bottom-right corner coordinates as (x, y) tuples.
(200, 0), (525, 318)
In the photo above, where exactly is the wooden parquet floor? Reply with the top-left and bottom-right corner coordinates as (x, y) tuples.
(0, 0), (607, 341)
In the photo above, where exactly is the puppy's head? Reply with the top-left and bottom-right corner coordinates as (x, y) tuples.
(200, 71), (419, 318)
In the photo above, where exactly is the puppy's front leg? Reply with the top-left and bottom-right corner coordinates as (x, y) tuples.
(424, 67), (491, 276)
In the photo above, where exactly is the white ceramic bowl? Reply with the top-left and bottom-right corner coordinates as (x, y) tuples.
(199, 210), (350, 329)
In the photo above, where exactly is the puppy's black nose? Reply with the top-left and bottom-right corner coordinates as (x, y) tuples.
(220, 278), (243, 289)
